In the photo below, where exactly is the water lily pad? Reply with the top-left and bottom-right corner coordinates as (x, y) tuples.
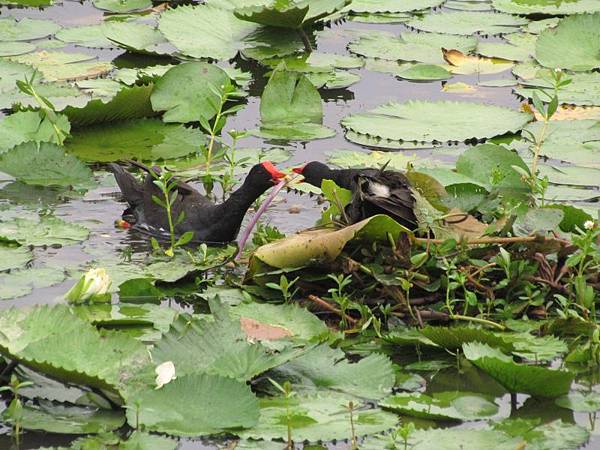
(305, 69), (361, 88)
(234, 0), (349, 29)
(18, 401), (125, 434)
(535, 13), (600, 72)
(0, 266), (65, 299)
(252, 68), (334, 140)
(492, 0), (600, 15)
(55, 25), (114, 48)
(407, 11), (527, 36)
(0, 215), (89, 246)
(10, 50), (113, 81)
(66, 118), (206, 162)
(344, 0), (445, 13)
(0, 17), (60, 41)
(349, 30), (477, 65)
(103, 22), (172, 55)
(273, 344), (395, 399)
(555, 391), (600, 412)
(0, 41), (35, 56)
(0, 245), (32, 272)
(126, 372), (259, 437)
(240, 393), (398, 442)
(381, 391), (498, 420)
(151, 62), (234, 123)
(477, 42), (531, 62)
(159, 4), (259, 60)
(349, 12), (412, 23)
(0, 80), (88, 111)
(0, 111), (70, 154)
(0, 141), (94, 189)
(93, 0), (151, 13)
(396, 63), (452, 80)
(445, 0), (493, 11)
(462, 342), (573, 397)
(342, 101), (532, 145)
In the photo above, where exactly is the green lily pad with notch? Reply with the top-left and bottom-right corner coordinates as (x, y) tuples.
(151, 62), (236, 123)
(407, 11), (527, 36)
(272, 344), (395, 399)
(240, 393), (398, 442)
(342, 101), (532, 146)
(535, 13), (600, 72)
(0, 141), (94, 189)
(0, 215), (89, 246)
(55, 25), (114, 49)
(492, 0), (600, 15)
(0, 17), (60, 41)
(103, 22), (173, 55)
(0, 111), (70, 154)
(66, 118), (206, 162)
(0, 266), (65, 299)
(380, 391), (498, 420)
(0, 245), (32, 272)
(16, 401), (125, 434)
(126, 373), (259, 437)
(93, 0), (151, 13)
(462, 342), (573, 397)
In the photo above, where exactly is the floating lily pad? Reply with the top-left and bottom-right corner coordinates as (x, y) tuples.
(159, 4), (259, 60)
(535, 13), (600, 72)
(445, 0), (493, 11)
(234, 0), (349, 29)
(0, 266), (65, 299)
(0, 111), (70, 153)
(305, 69), (361, 88)
(0, 141), (94, 189)
(273, 344), (395, 399)
(381, 391), (498, 420)
(0, 41), (35, 56)
(126, 373), (259, 437)
(55, 25), (114, 48)
(0, 80), (88, 111)
(396, 63), (452, 80)
(407, 11), (527, 36)
(0, 245), (32, 272)
(240, 393), (398, 442)
(342, 101), (532, 145)
(93, 0), (151, 13)
(476, 41), (530, 62)
(555, 391), (600, 412)
(252, 68), (334, 140)
(103, 22), (172, 55)
(348, 12), (411, 23)
(462, 342), (573, 397)
(0, 17), (60, 41)
(66, 118), (206, 162)
(515, 71), (600, 106)
(10, 50), (113, 81)
(492, 0), (600, 15)
(151, 62), (234, 123)
(344, 0), (445, 13)
(349, 30), (477, 65)
(0, 215), (89, 246)
(18, 401), (125, 434)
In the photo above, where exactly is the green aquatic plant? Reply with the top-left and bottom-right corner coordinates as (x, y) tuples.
(266, 274), (300, 303)
(0, 374), (34, 445)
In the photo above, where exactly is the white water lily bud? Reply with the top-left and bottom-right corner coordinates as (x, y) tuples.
(65, 268), (112, 303)
(155, 361), (176, 389)
(584, 220), (596, 230)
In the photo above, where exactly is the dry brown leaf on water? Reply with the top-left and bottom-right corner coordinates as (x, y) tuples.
(525, 103), (600, 121)
(442, 48), (513, 75)
(240, 317), (292, 341)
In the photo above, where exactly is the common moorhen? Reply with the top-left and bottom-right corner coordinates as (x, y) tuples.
(293, 161), (418, 230)
(108, 161), (286, 243)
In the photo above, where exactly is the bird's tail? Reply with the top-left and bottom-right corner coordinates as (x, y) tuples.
(107, 163), (144, 207)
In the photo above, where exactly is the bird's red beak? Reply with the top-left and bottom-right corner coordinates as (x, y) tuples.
(261, 161), (287, 183)
(292, 165), (305, 175)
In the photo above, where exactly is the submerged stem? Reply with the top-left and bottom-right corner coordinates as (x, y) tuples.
(298, 27), (313, 52)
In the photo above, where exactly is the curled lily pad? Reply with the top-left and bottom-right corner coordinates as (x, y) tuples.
(443, 49), (514, 75)
(462, 342), (573, 398)
(535, 13), (600, 72)
(380, 391), (499, 420)
(342, 101), (532, 146)
(103, 22), (173, 55)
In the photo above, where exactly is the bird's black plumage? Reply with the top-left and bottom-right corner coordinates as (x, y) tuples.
(108, 161), (285, 243)
(295, 161), (418, 230)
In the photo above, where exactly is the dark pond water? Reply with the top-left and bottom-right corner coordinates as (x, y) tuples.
(0, 1), (598, 448)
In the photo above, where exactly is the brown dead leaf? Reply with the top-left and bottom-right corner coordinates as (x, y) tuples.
(527, 104), (600, 121)
(442, 48), (513, 75)
(240, 317), (292, 341)
(443, 208), (488, 240)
